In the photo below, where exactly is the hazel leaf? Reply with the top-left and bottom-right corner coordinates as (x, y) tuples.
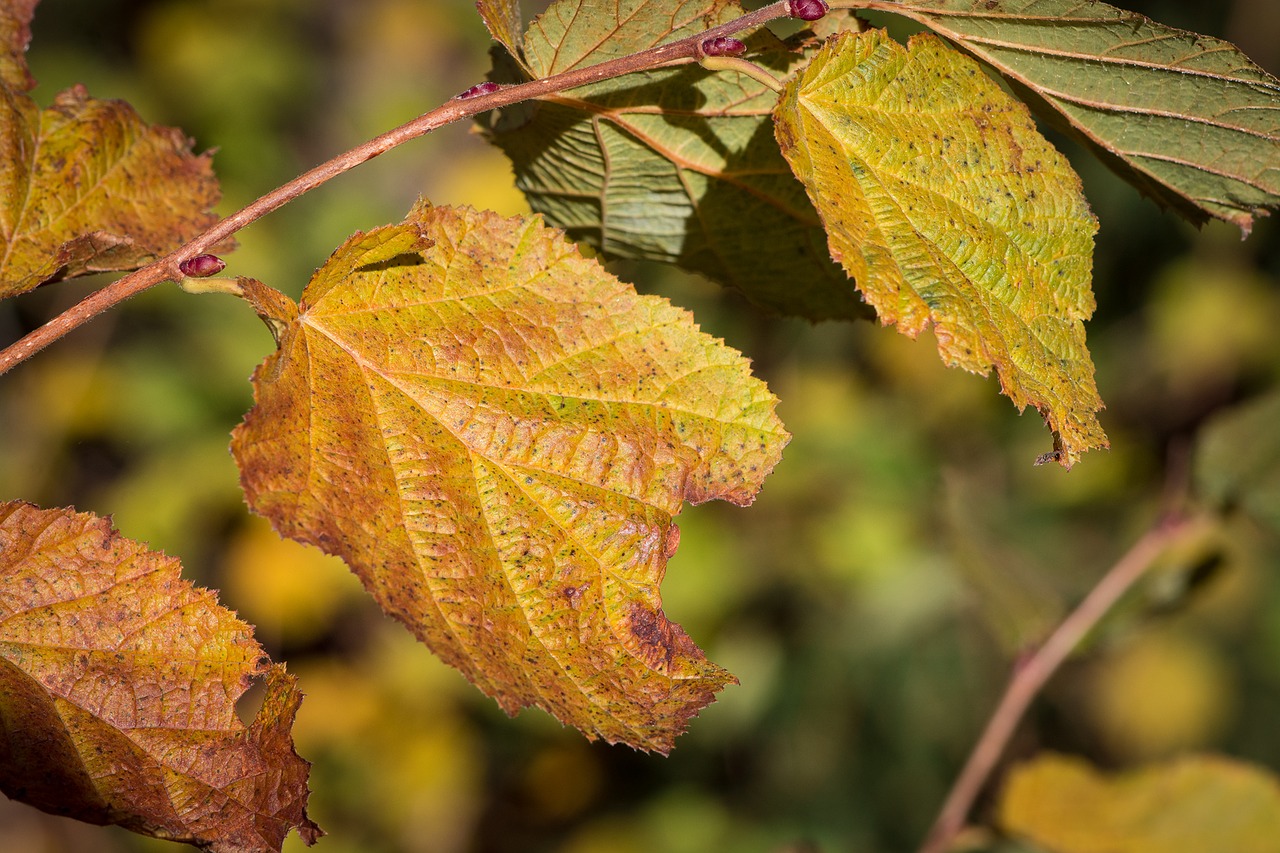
(884, 0), (1280, 234)
(0, 0), (36, 92)
(0, 500), (320, 853)
(1000, 753), (1280, 853)
(231, 201), (788, 753)
(475, 0), (526, 70)
(482, 0), (861, 321)
(0, 1), (221, 300)
(774, 29), (1105, 466)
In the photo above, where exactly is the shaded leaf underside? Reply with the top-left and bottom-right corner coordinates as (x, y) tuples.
(484, 0), (861, 320)
(0, 501), (319, 853)
(232, 202), (787, 753)
(880, 0), (1280, 232)
(774, 29), (1105, 465)
(0, 1), (220, 299)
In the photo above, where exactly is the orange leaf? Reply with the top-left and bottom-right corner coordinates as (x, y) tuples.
(0, 1), (221, 299)
(0, 501), (320, 853)
(232, 201), (788, 752)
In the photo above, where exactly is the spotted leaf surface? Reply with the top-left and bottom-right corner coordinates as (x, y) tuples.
(0, 0), (220, 299)
(882, 0), (1280, 233)
(775, 29), (1104, 466)
(232, 201), (788, 753)
(0, 501), (320, 853)
(482, 0), (861, 320)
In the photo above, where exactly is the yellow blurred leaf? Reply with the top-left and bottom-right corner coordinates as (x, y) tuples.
(1000, 753), (1280, 853)
(1085, 629), (1234, 761)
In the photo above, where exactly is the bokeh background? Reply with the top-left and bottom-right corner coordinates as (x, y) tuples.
(2, 1), (1280, 851)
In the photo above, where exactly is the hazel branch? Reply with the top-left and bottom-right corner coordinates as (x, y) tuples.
(0, 1), (795, 377)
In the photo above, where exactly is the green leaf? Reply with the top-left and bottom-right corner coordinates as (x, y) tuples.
(774, 29), (1104, 467)
(1194, 391), (1280, 534)
(999, 753), (1280, 853)
(0, 501), (320, 853)
(481, 0), (861, 321)
(882, 0), (1280, 234)
(0, 1), (221, 300)
(231, 201), (788, 753)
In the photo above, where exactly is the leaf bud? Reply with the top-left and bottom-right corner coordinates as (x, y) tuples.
(700, 36), (746, 57)
(788, 0), (829, 21)
(178, 254), (225, 278)
(456, 81), (501, 100)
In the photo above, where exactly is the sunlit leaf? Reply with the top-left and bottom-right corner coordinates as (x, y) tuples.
(883, 0), (1280, 233)
(0, 501), (320, 853)
(475, 0), (526, 69)
(774, 29), (1104, 466)
(231, 201), (788, 753)
(999, 753), (1280, 853)
(1194, 390), (1280, 534)
(482, 0), (861, 320)
(0, 0), (221, 299)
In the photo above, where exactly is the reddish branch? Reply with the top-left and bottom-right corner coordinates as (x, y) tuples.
(0, 1), (792, 376)
(916, 511), (1193, 853)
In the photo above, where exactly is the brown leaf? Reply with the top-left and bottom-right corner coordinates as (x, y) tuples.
(232, 201), (788, 753)
(0, 0), (221, 300)
(0, 0), (37, 92)
(0, 501), (320, 853)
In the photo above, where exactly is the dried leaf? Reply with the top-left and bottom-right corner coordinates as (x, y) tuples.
(999, 753), (1280, 853)
(774, 29), (1105, 466)
(0, 0), (37, 92)
(884, 0), (1280, 233)
(0, 0), (221, 299)
(232, 201), (788, 753)
(0, 501), (320, 853)
(482, 0), (861, 320)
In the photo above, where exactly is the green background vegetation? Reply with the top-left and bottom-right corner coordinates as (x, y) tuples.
(2, 1), (1279, 851)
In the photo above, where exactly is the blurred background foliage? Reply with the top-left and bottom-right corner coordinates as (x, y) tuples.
(2, 1), (1280, 852)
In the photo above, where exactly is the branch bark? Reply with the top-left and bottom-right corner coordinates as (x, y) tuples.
(917, 511), (1194, 853)
(0, 1), (791, 376)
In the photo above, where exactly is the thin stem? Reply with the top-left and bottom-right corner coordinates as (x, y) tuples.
(698, 54), (784, 92)
(916, 512), (1193, 853)
(0, 1), (792, 377)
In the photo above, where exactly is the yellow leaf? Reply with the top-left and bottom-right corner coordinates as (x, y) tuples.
(1000, 753), (1280, 853)
(231, 201), (788, 752)
(774, 30), (1105, 466)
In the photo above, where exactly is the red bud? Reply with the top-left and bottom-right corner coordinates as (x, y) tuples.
(178, 254), (225, 278)
(701, 36), (747, 57)
(788, 0), (829, 21)
(456, 81), (501, 100)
